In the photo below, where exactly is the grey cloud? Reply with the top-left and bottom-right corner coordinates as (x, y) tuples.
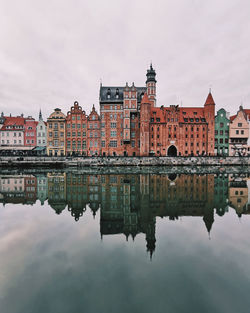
(0, 0), (249, 119)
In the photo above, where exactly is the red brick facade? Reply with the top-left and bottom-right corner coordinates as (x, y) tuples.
(66, 101), (88, 156)
(87, 105), (101, 156)
(99, 65), (215, 156)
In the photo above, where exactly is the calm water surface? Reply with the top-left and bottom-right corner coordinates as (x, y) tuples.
(0, 171), (250, 313)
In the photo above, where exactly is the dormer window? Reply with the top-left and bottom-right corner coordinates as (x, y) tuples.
(115, 88), (119, 99)
(107, 88), (111, 99)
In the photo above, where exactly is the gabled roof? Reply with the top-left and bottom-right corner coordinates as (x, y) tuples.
(230, 109), (250, 121)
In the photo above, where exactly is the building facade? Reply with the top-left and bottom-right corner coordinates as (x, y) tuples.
(47, 108), (66, 156)
(36, 110), (47, 146)
(24, 116), (37, 147)
(0, 116), (25, 150)
(66, 101), (88, 156)
(215, 108), (230, 156)
(99, 65), (215, 156)
(87, 105), (101, 156)
(229, 106), (250, 156)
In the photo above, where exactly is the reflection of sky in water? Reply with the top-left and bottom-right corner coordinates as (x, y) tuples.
(1, 201), (250, 313)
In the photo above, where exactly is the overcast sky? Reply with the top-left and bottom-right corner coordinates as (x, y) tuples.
(0, 0), (249, 119)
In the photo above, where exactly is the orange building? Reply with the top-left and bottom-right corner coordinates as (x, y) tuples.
(87, 105), (101, 156)
(66, 101), (88, 156)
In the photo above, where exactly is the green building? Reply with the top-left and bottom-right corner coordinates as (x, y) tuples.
(215, 108), (230, 155)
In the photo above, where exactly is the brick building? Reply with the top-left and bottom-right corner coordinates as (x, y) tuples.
(24, 116), (37, 147)
(66, 101), (88, 156)
(100, 65), (215, 156)
(87, 105), (101, 156)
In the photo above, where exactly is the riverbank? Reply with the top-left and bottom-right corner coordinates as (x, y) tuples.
(0, 156), (249, 168)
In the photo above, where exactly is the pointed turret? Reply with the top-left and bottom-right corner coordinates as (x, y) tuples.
(39, 109), (43, 121)
(205, 92), (215, 106)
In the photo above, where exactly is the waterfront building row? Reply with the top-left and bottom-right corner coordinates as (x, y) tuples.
(0, 65), (249, 156)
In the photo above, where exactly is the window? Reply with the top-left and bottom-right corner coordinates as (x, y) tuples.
(101, 141), (105, 147)
(220, 130), (223, 135)
(111, 131), (117, 137)
(111, 123), (116, 128)
(101, 131), (105, 137)
(238, 123), (242, 127)
(215, 130), (218, 135)
(131, 132), (135, 138)
(220, 123), (224, 128)
(82, 140), (86, 149)
(241, 130), (244, 135)
(220, 138), (223, 143)
(109, 140), (117, 147)
(131, 140), (135, 147)
(236, 130), (239, 134)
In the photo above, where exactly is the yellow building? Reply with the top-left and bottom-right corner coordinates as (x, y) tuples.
(47, 108), (66, 156)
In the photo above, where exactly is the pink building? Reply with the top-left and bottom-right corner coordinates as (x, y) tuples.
(24, 117), (38, 147)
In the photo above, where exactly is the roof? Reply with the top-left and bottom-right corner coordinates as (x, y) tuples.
(48, 109), (66, 119)
(0, 116), (25, 131)
(230, 109), (250, 121)
(205, 92), (215, 105)
(99, 86), (146, 103)
(150, 106), (206, 123)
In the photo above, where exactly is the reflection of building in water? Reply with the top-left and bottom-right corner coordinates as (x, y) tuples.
(36, 174), (48, 205)
(87, 175), (101, 217)
(228, 174), (249, 217)
(47, 173), (66, 214)
(66, 173), (89, 221)
(100, 173), (216, 257)
(24, 176), (37, 204)
(1, 171), (250, 257)
(0, 175), (37, 205)
(214, 173), (229, 216)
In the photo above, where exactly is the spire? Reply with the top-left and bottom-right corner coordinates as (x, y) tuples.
(39, 109), (43, 121)
(146, 63), (156, 84)
(205, 91), (215, 106)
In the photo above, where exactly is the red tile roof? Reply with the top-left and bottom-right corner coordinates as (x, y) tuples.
(150, 106), (206, 123)
(1, 116), (25, 130)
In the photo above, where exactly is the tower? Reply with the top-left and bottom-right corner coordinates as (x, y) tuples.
(146, 63), (157, 107)
(204, 91), (215, 155)
(140, 93), (151, 156)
